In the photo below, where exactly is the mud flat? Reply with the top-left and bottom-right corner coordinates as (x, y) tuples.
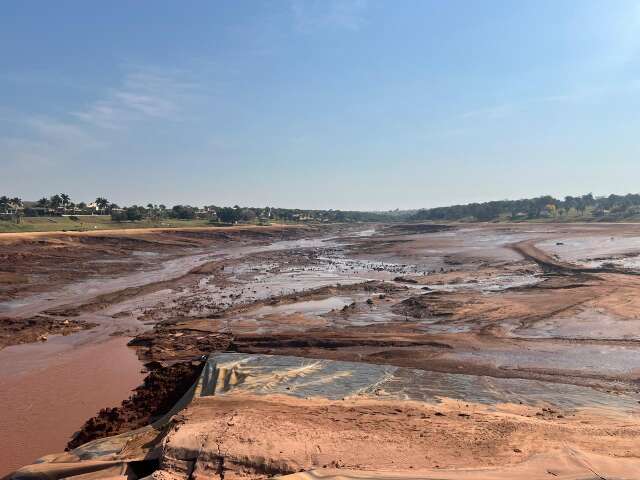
(0, 224), (329, 476)
(4, 222), (640, 479)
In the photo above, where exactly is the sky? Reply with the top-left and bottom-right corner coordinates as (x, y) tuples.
(1, 0), (639, 210)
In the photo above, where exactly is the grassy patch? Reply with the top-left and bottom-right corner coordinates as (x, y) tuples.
(0, 216), (218, 233)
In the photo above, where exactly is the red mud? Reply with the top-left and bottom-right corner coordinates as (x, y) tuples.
(0, 337), (144, 476)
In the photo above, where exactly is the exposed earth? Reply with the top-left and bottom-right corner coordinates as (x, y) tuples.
(2, 222), (640, 479)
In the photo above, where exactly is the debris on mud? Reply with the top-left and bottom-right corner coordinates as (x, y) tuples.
(0, 315), (96, 348)
(391, 292), (462, 319)
(128, 327), (232, 361)
(393, 276), (419, 283)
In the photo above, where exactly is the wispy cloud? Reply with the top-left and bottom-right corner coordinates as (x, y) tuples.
(1, 66), (198, 171)
(291, 0), (368, 32)
(458, 92), (588, 122)
(459, 103), (515, 121)
(0, 117), (102, 170)
(27, 116), (102, 147)
(72, 67), (198, 129)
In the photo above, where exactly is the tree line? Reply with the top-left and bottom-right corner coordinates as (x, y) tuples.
(8, 193), (640, 224)
(0, 193), (405, 224)
(1, 194), (109, 216)
(111, 204), (405, 224)
(410, 193), (640, 222)
(11, 191), (640, 225)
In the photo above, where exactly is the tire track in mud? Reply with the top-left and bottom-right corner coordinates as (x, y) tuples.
(510, 239), (640, 276)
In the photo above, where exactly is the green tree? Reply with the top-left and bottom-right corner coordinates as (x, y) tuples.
(49, 194), (63, 210)
(217, 206), (239, 223)
(171, 205), (196, 219)
(95, 197), (109, 213)
(36, 197), (49, 214)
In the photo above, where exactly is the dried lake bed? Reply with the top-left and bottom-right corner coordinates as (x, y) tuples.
(3, 222), (640, 479)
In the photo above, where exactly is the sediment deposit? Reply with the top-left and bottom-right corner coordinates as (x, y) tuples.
(3, 222), (640, 479)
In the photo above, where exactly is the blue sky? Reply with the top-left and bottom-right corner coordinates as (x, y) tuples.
(1, 0), (639, 210)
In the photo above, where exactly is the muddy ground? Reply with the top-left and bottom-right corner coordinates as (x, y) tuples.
(0, 224), (321, 343)
(66, 360), (204, 450)
(3, 222), (640, 478)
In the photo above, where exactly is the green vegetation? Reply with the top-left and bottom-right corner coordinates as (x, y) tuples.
(7, 191), (640, 234)
(0, 193), (410, 233)
(410, 193), (640, 222)
(0, 215), (215, 233)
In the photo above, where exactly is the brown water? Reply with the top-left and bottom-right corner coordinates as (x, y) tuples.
(0, 336), (144, 476)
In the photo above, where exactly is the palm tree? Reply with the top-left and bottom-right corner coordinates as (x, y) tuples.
(10, 197), (22, 210)
(8, 197), (23, 223)
(95, 197), (109, 213)
(49, 194), (62, 211)
(37, 197), (50, 215)
(60, 193), (70, 208)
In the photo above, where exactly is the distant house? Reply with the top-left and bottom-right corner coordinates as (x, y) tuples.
(21, 201), (47, 216)
(593, 208), (610, 217)
(8, 201), (24, 213)
(0, 200), (24, 221)
(201, 206), (219, 221)
(1, 200), (24, 217)
(85, 202), (104, 214)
